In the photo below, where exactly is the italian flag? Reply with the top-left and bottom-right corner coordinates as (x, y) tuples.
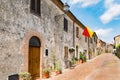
(82, 26), (94, 38)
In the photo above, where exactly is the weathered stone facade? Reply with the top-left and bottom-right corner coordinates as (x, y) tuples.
(97, 39), (107, 55)
(0, 0), (99, 79)
(114, 35), (120, 58)
(0, 0), (86, 79)
(114, 35), (120, 47)
(88, 33), (98, 59)
(106, 44), (113, 53)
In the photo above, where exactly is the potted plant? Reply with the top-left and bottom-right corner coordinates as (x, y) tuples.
(54, 61), (62, 75)
(79, 52), (83, 63)
(70, 58), (76, 67)
(51, 61), (62, 76)
(74, 57), (79, 65)
(50, 51), (62, 76)
(42, 68), (50, 79)
(69, 47), (75, 53)
(82, 54), (87, 62)
(19, 72), (31, 80)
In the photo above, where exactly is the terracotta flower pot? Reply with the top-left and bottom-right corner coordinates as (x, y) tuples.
(75, 60), (79, 65)
(51, 70), (62, 76)
(42, 72), (49, 79)
(56, 70), (62, 75)
(79, 59), (83, 64)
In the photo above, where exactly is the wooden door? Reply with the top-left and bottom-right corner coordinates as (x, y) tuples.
(64, 46), (68, 59)
(29, 46), (40, 79)
(64, 46), (69, 68)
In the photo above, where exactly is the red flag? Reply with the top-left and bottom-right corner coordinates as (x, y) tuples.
(82, 27), (94, 38)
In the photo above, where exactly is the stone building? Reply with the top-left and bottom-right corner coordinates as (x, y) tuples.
(114, 35), (120, 47)
(74, 23), (88, 60)
(106, 44), (113, 53)
(114, 35), (120, 58)
(87, 32), (98, 59)
(0, 0), (91, 80)
(90, 32), (98, 58)
(97, 39), (106, 55)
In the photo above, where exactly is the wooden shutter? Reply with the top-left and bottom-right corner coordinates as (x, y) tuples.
(76, 27), (79, 38)
(64, 18), (68, 32)
(37, 0), (40, 14)
(64, 46), (68, 58)
(30, 0), (41, 15)
(31, 0), (35, 11)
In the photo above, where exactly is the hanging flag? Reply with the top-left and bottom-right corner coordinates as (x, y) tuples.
(82, 26), (94, 38)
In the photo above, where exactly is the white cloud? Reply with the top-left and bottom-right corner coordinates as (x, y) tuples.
(95, 28), (113, 37)
(69, 0), (100, 7)
(95, 28), (113, 43)
(104, 0), (114, 8)
(100, 0), (120, 24)
(70, 0), (80, 4)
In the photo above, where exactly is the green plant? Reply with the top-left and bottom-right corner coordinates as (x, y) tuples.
(71, 58), (76, 65)
(51, 51), (61, 73)
(79, 52), (83, 60)
(116, 44), (120, 49)
(74, 57), (78, 61)
(69, 48), (75, 53)
(54, 62), (60, 71)
(43, 68), (50, 73)
(19, 72), (31, 80)
(42, 68), (50, 78)
(83, 55), (87, 62)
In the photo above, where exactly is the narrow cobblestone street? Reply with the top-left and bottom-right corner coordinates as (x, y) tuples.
(43, 53), (120, 80)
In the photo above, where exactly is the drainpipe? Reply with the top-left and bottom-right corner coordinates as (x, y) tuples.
(73, 22), (75, 47)
(88, 37), (90, 60)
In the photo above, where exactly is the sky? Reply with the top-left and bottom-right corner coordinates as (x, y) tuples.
(61, 0), (120, 43)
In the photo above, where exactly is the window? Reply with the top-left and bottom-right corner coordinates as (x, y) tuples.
(30, 0), (41, 15)
(64, 18), (68, 32)
(76, 27), (79, 38)
(96, 39), (97, 44)
(94, 37), (96, 42)
(85, 37), (87, 42)
(90, 38), (93, 43)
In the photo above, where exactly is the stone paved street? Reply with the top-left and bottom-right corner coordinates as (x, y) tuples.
(43, 53), (120, 80)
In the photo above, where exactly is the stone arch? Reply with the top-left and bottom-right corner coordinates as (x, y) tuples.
(21, 30), (44, 79)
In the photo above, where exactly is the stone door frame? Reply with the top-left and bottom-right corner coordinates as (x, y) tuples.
(21, 30), (44, 79)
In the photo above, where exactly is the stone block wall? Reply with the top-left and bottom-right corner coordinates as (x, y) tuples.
(0, 0), (76, 79)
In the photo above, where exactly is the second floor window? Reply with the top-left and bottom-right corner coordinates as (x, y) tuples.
(64, 18), (68, 32)
(76, 27), (79, 38)
(30, 0), (41, 16)
(90, 38), (93, 43)
(94, 37), (95, 41)
(94, 37), (97, 44)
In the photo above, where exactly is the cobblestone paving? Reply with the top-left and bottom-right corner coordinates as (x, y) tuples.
(42, 54), (120, 80)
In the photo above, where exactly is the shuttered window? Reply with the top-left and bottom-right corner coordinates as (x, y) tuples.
(76, 27), (79, 38)
(64, 46), (68, 58)
(64, 18), (68, 32)
(90, 38), (93, 43)
(30, 0), (41, 16)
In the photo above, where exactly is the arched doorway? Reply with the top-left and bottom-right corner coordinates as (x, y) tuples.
(29, 36), (41, 80)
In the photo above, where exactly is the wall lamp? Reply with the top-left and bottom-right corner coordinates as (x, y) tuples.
(63, 3), (70, 12)
(55, 3), (70, 21)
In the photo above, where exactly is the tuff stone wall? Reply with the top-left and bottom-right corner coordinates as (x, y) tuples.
(0, 0), (75, 79)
